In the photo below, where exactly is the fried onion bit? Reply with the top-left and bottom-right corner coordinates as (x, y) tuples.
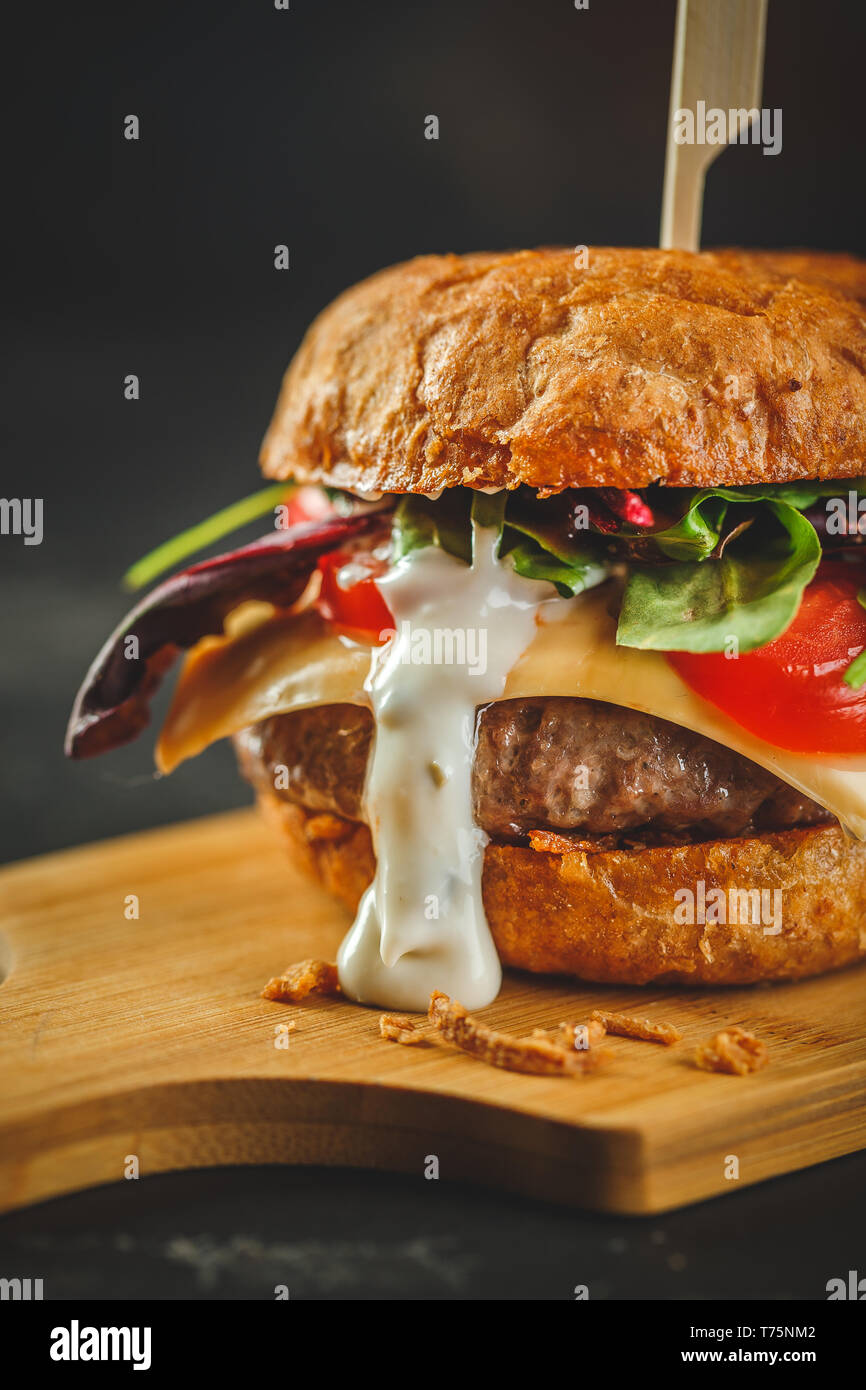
(379, 1013), (426, 1045)
(428, 991), (604, 1076)
(261, 958), (341, 1003)
(695, 1026), (769, 1076)
(532, 1019), (607, 1051)
(590, 1009), (681, 1046)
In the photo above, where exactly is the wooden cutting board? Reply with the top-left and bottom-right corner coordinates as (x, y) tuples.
(1, 808), (864, 1215)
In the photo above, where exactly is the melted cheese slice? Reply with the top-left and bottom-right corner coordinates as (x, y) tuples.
(156, 606), (371, 773)
(157, 587), (866, 839)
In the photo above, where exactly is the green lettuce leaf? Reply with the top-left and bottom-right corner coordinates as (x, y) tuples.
(643, 481), (866, 562)
(392, 492), (473, 565)
(394, 488), (610, 597)
(499, 512), (609, 595)
(505, 538), (608, 594)
(648, 492), (729, 561)
(396, 481), (866, 653)
(470, 490), (507, 536)
(617, 500), (821, 652)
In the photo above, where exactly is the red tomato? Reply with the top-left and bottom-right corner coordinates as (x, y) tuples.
(666, 561), (866, 755)
(316, 549), (394, 643)
(284, 485), (338, 527)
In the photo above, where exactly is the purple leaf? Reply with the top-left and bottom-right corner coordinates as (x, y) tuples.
(65, 512), (388, 760)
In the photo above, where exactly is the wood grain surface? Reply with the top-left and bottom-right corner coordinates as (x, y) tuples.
(0, 808), (864, 1215)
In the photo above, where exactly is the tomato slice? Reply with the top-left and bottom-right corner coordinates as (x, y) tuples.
(316, 548), (394, 643)
(666, 561), (866, 755)
(284, 485), (339, 527)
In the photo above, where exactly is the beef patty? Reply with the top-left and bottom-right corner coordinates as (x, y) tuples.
(234, 699), (830, 846)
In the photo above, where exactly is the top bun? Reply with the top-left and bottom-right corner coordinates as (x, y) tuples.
(260, 247), (866, 495)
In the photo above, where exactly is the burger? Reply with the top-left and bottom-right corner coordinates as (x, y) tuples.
(66, 247), (866, 1010)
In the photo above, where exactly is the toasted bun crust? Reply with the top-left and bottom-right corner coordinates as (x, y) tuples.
(260, 247), (866, 496)
(257, 791), (866, 986)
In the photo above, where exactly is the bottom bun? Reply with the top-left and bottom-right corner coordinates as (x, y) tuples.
(255, 789), (866, 986)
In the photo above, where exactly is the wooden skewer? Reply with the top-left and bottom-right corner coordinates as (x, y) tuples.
(660, 0), (769, 251)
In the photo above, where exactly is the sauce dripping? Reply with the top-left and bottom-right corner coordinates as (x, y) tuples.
(336, 522), (559, 1010)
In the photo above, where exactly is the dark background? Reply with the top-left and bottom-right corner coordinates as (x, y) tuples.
(1, 0), (865, 1300)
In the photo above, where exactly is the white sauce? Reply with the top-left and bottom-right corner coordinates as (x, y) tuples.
(336, 524), (560, 1011)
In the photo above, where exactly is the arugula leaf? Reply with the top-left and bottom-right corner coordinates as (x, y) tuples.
(617, 500), (821, 652)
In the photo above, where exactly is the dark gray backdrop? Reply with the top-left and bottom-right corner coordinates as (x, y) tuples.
(1, 0), (864, 1300)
